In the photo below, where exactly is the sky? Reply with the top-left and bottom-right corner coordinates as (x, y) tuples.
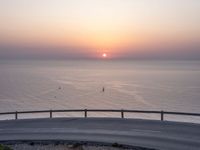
(0, 0), (200, 60)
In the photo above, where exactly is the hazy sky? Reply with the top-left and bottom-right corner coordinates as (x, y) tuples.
(0, 0), (200, 59)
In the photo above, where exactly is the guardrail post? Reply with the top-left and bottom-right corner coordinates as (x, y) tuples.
(50, 110), (52, 118)
(161, 110), (164, 121)
(15, 111), (18, 120)
(84, 109), (87, 118)
(121, 109), (124, 118)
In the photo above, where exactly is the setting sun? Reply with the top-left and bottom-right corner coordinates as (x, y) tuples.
(102, 53), (107, 58)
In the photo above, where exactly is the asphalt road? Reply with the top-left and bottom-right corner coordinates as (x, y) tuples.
(0, 118), (200, 150)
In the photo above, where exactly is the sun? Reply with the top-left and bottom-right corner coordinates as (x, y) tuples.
(102, 53), (107, 58)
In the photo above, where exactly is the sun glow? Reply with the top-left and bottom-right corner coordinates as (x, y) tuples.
(102, 53), (107, 58)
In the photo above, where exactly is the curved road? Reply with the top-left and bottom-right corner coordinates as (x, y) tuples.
(0, 118), (200, 150)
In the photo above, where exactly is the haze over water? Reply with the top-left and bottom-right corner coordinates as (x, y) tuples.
(0, 60), (200, 122)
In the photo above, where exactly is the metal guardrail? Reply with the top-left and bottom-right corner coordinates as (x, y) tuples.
(0, 109), (200, 121)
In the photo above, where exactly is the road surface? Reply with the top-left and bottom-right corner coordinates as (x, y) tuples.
(0, 118), (200, 150)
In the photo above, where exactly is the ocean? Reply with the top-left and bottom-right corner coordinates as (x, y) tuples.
(0, 60), (200, 122)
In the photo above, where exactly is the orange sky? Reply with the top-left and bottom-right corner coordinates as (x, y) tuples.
(0, 0), (200, 59)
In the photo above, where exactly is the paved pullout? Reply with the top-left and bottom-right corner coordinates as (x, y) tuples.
(0, 118), (200, 150)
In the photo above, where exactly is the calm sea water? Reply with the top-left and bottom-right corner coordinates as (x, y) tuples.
(0, 60), (200, 122)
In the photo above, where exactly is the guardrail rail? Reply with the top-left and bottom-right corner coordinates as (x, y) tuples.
(0, 109), (200, 121)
